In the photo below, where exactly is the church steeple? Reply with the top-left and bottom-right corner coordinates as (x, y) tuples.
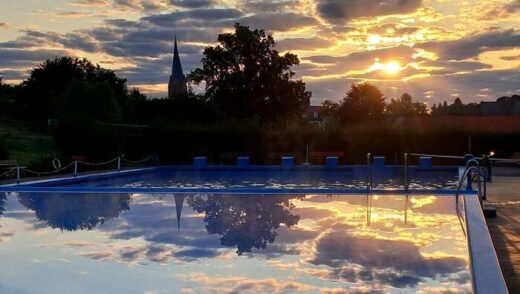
(168, 35), (187, 98)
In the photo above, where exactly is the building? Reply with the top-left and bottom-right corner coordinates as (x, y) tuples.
(303, 106), (326, 127)
(168, 36), (188, 98)
(480, 95), (520, 116)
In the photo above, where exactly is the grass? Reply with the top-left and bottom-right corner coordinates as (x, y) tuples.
(0, 118), (57, 167)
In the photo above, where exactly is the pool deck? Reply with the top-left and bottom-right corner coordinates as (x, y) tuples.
(486, 167), (520, 293)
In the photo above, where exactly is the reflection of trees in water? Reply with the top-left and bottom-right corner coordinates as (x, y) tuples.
(187, 194), (302, 255)
(17, 193), (131, 231)
(0, 192), (6, 216)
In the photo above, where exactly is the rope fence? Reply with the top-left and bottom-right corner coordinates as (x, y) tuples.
(0, 155), (156, 183)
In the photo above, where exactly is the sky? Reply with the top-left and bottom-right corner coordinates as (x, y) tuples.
(0, 0), (520, 105)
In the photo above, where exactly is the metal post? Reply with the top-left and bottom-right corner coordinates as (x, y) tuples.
(303, 144), (309, 165)
(73, 160), (78, 177)
(16, 165), (20, 185)
(117, 156), (121, 172)
(404, 152), (409, 192)
(367, 152), (372, 191)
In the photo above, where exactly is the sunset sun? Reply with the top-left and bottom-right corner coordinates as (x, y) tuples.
(369, 60), (402, 75)
(383, 61), (401, 74)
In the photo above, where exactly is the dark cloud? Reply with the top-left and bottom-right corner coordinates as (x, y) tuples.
(310, 231), (468, 288)
(0, 22), (8, 28)
(229, 12), (318, 32)
(419, 28), (520, 61)
(0, 49), (68, 67)
(277, 37), (334, 51)
(317, 0), (423, 23)
(143, 8), (244, 27)
(169, 0), (216, 8)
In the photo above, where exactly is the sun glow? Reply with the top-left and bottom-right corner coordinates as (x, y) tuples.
(369, 60), (402, 75)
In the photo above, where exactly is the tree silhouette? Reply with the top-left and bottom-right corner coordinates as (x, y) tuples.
(189, 23), (311, 121)
(187, 194), (302, 255)
(17, 193), (131, 231)
(386, 93), (428, 117)
(340, 82), (386, 124)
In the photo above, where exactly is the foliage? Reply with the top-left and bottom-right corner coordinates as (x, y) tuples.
(339, 82), (386, 124)
(0, 139), (8, 160)
(19, 56), (128, 123)
(189, 23), (311, 121)
(386, 93), (428, 117)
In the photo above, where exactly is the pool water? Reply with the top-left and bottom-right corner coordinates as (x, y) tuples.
(43, 167), (460, 190)
(0, 192), (471, 293)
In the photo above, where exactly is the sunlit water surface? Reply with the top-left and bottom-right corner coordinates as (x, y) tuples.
(0, 193), (471, 293)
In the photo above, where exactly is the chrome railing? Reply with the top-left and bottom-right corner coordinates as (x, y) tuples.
(455, 160), (487, 206)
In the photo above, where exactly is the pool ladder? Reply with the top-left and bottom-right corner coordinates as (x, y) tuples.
(455, 159), (487, 206)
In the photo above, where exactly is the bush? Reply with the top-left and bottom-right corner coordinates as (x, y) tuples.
(0, 139), (8, 160)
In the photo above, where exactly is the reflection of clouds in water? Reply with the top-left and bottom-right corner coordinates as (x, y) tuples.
(1, 192), (471, 292)
(310, 231), (466, 288)
(178, 272), (315, 293)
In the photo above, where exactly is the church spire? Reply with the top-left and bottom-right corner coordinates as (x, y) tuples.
(168, 34), (187, 98)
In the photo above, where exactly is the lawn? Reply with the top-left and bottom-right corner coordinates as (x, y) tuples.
(0, 119), (57, 167)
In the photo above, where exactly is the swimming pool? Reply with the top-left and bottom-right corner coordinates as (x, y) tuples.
(1, 165), (460, 193)
(0, 162), (507, 293)
(0, 193), (473, 293)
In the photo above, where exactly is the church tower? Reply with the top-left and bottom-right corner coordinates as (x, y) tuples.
(168, 36), (187, 98)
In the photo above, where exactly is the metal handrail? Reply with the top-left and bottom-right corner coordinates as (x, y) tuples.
(410, 152), (519, 163)
(455, 164), (487, 206)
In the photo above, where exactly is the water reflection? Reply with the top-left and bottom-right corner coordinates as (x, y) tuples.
(187, 194), (302, 255)
(0, 192), (5, 217)
(17, 193), (131, 231)
(0, 193), (472, 293)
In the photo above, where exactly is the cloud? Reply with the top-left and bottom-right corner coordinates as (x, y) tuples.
(72, 0), (110, 6)
(170, 0), (216, 8)
(419, 28), (520, 61)
(277, 37), (334, 52)
(316, 0), (423, 23)
(143, 8), (244, 27)
(229, 12), (318, 32)
(0, 22), (8, 29)
(310, 231), (468, 288)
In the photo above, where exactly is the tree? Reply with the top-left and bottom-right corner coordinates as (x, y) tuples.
(386, 93), (428, 117)
(339, 82), (386, 124)
(321, 100), (341, 122)
(20, 56), (128, 123)
(189, 23), (311, 121)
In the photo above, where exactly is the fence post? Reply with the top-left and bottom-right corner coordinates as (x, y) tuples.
(117, 156), (121, 172)
(16, 165), (20, 185)
(73, 160), (78, 177)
